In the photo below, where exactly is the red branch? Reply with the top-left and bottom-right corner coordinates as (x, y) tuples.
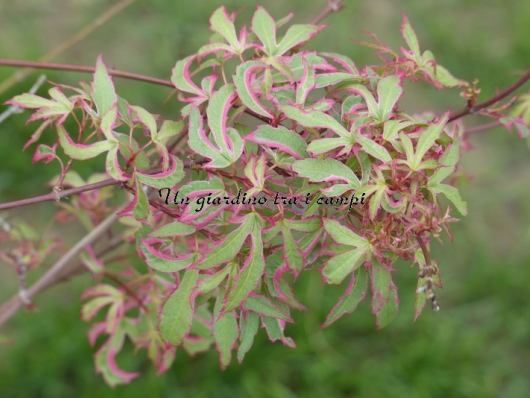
(449, 70), (530, 123)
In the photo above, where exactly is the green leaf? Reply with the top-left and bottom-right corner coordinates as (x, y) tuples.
(282, 225), (303, 273)
(207, 84), (236, 155)
(250, 125), (309, 159)
(307, 137), (351, 155)
(210, 6), (240, 51)
(57, 124), (113, 160)
(135, 155), (184, 189)
(252, 7), (277, 56)
(276, 24), (321, 56)
(292, 158), (360, 187)
(383, 120), (416, 141)
(243, 296), (293, 322)
(356, 135), (392, 162)
(369, 184), (386, 219)
(401, 15), (421, 62)
(160, 269), (199, 346)
(323, 268), (367, 327)
(213, 311), (239, 370)
(132, 177), (149, 220)
(237, 312), (259, 363)
(92, 55), (117, 116)
(279, 104), (350, 139)
(141, 242), (199, 273)
(156, 120), (184, 142)
(371, 261), (398, 329)
(324, 219), (367, 247)
(375, 75), (402, 122)
(323, 246), (367, 285)
(234, 61), (272, 119)
(198, 265), (233, 295)
(198, 214), (256, 269)
(150, 221), (196, 237)
(429, 141), (459, 185)
(413, 113), (448, 168)
(224, 224), (265, 311)
(131, 105), (157, 139)
(428, 183), (468, 216)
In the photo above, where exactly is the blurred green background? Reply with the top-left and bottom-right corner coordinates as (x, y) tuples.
(1, 0), (530, 397)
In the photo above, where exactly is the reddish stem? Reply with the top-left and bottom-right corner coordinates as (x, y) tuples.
(449, 70), (530, 122)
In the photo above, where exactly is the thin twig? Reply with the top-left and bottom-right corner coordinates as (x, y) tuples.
(464, 121), (501, 135)
(0, 205), (125, 328)
(0, 59), (173, 88)
(448, 70), (530, 123)
(311, 0), (345, 25)
(0, 179), (120, 211)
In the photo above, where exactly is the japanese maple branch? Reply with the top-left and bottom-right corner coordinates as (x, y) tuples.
(0, 206), (124, 328)
(0, 59), (174, 88)
(0, 179), (120, 211)
(448, 70), (530, 122)
(311, 0), (345, 24)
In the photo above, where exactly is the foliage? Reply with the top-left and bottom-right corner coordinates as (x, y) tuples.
(1, 4), (528, 387)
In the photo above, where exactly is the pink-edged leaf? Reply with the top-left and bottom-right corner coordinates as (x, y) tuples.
(133, 176), (149, 220)
(188, 106), (232, 168)
(292, 158), (360, 187)
(160, 269), (199, 346)
(198, 265), (233, 295)
(371, 261), (399, 329)
(323, 247), (367, 285)
(281, 225), (303, 274)
(23, 119), (54, 150)
(105, 144), (129, 181)
(7, 93), (57, 109)
(251, 6), (277, 56)
(262, 317), (296, 348)
(140, 241), (200, 273)
(242, 294), (293, 322)
(324, 219), (367, 247)
(210, 6), (241, 51)
(213, 310), (239, 370)
(356, 134), (392, 163)
(130, 105), (157, 139)
(196, 214), (256, 270)
(237, 311), (259, 363)
(32, 143), (59, 164)
(171, 55), (205, 98)
(296, 59), (315, 104)
(93, 324), (140, 387)
(206, 84), (237, 155)
(57, 124), (114, 160)
(247, 125), (308, 160)
(278, 104), (350, 138)
(401, 13), (421, 63)
(136, 155), (184, 189)
(92, 55), (117, 116)
(234, 61), (273, 119)
(276, 24), (324, 56)
(223, 222), (265, 311)
(100, 107), (118, 142)
(323, 268), (367, 327)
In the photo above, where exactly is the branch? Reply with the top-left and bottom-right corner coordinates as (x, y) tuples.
(448, 70), (530, 123)
(0, 59), (174, 88)
(0, 179), (120, 211)
(311, 0), (345, 24)
(0, 205), (124, 328)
